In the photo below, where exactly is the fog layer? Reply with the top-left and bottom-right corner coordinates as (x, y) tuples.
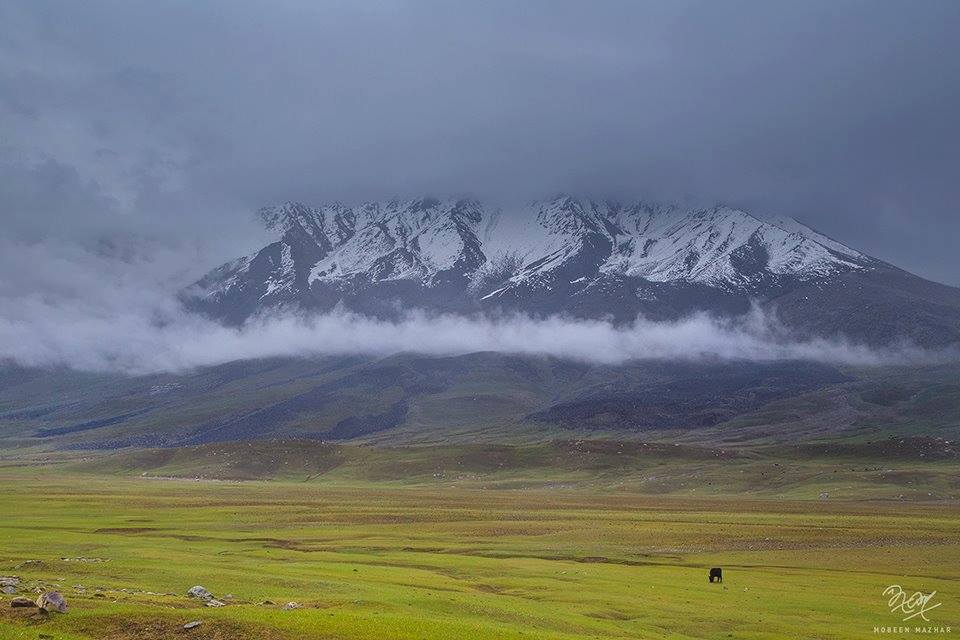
(0, 240), (948, 375)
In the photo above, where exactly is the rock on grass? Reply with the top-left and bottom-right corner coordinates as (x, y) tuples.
(36, 591), (68, 613)
(187, 585), (213, 600)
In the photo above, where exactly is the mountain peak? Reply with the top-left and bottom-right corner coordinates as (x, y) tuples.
(221, 195), (875, 297)
(182, 195), (960, 347)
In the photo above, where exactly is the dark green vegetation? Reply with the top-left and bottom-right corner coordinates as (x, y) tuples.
(3, 356), (959, 499)
(0, 436), (941, 502)
(1, 356), (958, 452)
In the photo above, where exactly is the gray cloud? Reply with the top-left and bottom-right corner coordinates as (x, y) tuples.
(1, 1), (958, 285)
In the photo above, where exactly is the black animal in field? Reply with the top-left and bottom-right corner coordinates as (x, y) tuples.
(709, 567), (722, 583)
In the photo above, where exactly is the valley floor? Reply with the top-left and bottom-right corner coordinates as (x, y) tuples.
(0, 468), (958, 639)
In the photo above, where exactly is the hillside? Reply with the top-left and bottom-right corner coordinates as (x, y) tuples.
(2, 356), (958, 452)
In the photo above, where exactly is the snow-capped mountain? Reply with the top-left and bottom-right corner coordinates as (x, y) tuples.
(185, 196), (960, 346)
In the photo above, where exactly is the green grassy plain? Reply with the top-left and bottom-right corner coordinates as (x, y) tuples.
(1, 464), (958, 640)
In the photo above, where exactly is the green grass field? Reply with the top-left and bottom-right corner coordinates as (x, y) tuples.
(1, 462), (958, 639)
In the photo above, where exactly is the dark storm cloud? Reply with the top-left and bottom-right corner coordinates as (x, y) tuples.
(1, 0), (958, 283)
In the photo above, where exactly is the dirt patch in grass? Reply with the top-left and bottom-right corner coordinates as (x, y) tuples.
(472, 583), (508, 594)
(586, 610), (636, 621)
(0, 606), (51, 626)
(73, 614), (292, 640)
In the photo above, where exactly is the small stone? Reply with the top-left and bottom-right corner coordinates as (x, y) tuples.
(10, 597), (34, 608)
(36, 591), (68, 613)
(205, 599), (226, 607)
(282, 602), (301, 610)
(0, 577), (19, 587)
(1, 585), (16, 594)
(184, 620), (202, 630)
(187, 585), (213, 600)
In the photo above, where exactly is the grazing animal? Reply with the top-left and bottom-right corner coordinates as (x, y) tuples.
(709, 568), (722, 583)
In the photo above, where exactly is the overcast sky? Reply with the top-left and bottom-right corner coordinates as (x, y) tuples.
(1, 0), (958, 285)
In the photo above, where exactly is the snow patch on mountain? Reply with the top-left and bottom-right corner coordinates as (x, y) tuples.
(596, 204), (868, 287)
(191, 195), (877, 318)
(306, 198), (483, 284)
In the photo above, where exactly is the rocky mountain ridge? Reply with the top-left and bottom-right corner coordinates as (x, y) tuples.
(184, 196), (960, 347)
